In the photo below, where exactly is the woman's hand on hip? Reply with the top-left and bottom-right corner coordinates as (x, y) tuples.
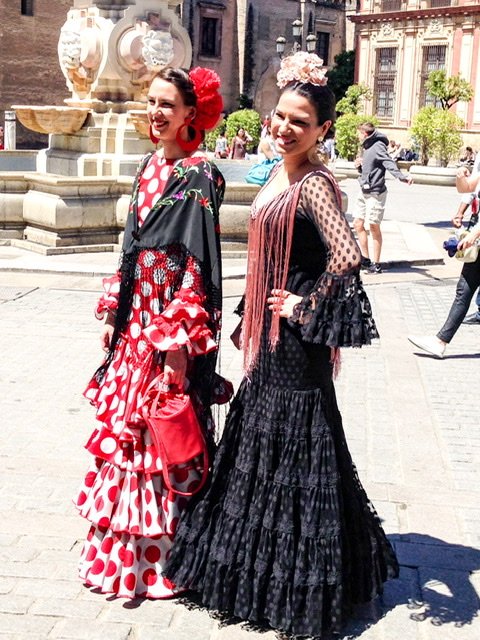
(163, 348), (188, 389)
(267, 289), (302, 318)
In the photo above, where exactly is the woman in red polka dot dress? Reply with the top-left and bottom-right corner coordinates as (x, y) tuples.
(75, 67), (230, 599)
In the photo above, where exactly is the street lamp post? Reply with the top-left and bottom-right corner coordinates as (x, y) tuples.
(276, 4), (317, 57)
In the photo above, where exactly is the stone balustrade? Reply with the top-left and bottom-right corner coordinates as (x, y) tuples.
(0, 172), (262, 252)
(0, 172), (352, 253)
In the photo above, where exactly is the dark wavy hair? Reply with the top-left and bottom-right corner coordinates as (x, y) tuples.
(281, 82), (336, 139)
(152, 68), (197, 108)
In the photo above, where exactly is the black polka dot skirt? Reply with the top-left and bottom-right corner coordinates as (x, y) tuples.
(164, 323), (399, 638)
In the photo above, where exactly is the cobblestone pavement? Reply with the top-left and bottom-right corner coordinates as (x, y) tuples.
(0, 268), (479, 639)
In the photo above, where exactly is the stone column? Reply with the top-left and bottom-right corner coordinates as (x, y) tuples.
(4, 111), (16, 150)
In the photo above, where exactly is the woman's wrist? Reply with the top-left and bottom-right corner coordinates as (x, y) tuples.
(105, 310), (117, 324)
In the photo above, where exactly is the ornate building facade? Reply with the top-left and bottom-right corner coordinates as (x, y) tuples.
(247, 0), (347, 117)
(351, 0), (480, 146)
(0, 1), (349, 147)
(182, 0), (348, 115)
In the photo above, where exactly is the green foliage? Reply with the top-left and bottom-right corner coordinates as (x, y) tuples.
(409, 106), (464, 166)
(225, 109), (262, 150)
(426, 70), (474, 110)
(326, 50), (355, 101)
(336, 83), (372, 115)
(409, 107), (437, 166)
(204, 121), (226, 152)
(335, 113), (378, 161)
(431, 109), (464, 167)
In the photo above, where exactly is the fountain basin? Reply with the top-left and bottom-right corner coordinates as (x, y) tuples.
(12, 106), (91, 135)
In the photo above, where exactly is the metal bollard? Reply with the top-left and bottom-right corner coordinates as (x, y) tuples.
(4, 111), (16, 150)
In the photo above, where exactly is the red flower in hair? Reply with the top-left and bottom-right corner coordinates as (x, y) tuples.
(189, 67), (224, 132)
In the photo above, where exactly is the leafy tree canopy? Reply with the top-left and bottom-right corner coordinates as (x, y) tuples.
(326, 50), (355, 101)
(425, 70), (474, 110)
(335, 113), (378, 161)
(336, 83), (372, 115)
(409, 105), (464, 166)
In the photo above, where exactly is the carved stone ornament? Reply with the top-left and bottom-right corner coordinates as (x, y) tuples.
(429, 19), (443, 34)
(58, 17), (102, 97)
(142, 29), (174, 70)
(381, 23), (394, 38)
(59, 23), (82, 70)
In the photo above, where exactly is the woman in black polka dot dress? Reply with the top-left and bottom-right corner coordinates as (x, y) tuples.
(165, 53), (399, 638)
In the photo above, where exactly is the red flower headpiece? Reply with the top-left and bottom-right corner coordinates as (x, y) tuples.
(189, 67), (224, 132)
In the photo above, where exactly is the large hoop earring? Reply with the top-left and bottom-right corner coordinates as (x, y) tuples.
(176, 122), (202, 152)
(149, 124), (160, 145)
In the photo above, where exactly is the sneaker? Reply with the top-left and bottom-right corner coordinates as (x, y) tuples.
(408, 335), (446, 359)
(361, 255), (372, 270)
(367, 262), (382, 274)
(462, 312), (480, 325)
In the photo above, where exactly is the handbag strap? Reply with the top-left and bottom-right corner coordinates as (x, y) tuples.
(161, 447), (209, 497)
(142, 374), (210, 497)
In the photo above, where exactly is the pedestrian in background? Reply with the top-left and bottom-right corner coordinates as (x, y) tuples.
(353, 123), (413, 274)
(0, 126), (4, 150)
(214, 129), (229, 158)
(451, 151), (480, 325)
(256, 124), (280, 162)
(260, 112), (272, 138)
(229, 127), (252, 159)
(323, 134), (336, 163)
(75, 66), (229, 599)
(165, 51), (398, 640)
(408, 165), (480, 358)
(459, 146), (476, 168)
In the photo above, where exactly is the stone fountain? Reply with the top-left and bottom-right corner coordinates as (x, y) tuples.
(2, 0), (194, 251)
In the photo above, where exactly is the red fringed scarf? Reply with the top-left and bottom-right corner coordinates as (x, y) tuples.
(242, 166), (343, 375)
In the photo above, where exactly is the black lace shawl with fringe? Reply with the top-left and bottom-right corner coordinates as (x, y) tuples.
(96, 153), (225, 406)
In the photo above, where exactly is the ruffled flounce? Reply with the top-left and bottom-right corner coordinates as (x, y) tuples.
(84, 339), (154, 432)
(75, 457), (195, 537)
(79, 525), (180, 599)
(289, 271), (379, 347)
(75, 452), (201, 599)
(95, 274), (121, 320)
(164, 381), (399, 637)
(144, 289), (217, 355)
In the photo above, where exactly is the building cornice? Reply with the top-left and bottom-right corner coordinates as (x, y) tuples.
(349, 5), (480, 24)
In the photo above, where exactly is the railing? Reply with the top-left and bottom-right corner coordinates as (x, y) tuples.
(429, 0), (452, 6)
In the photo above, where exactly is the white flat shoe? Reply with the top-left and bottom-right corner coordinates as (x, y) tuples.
(408, 335), (446, 359)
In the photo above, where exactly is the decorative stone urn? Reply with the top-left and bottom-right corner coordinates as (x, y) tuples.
(58, 0), (191, 108)
(14, 1), (190, 154)
(1, 1), (194, 251)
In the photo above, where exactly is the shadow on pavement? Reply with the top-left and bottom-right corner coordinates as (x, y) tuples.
(422, 221), (455, 229)
(339, 533), (480, 638)
(413, 351), (480, 360)
(103, 533), (480, 638)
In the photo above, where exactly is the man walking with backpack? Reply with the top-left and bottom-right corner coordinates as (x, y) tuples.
(353, 122), (413, 274)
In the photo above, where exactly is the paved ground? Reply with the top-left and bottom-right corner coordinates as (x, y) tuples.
(0, 176), (479, 639)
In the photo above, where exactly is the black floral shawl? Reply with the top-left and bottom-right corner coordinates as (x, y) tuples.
(97, 153), (225, 387)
